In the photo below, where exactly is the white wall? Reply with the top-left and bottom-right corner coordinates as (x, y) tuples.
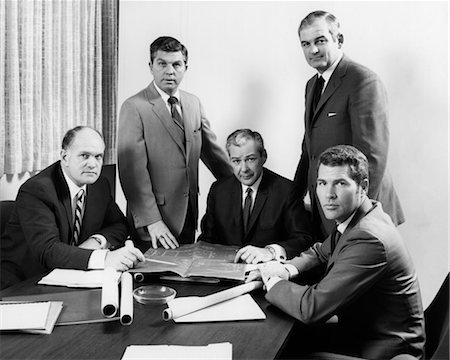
(2, 1), (447, 307)
(117, 0), (448, 306)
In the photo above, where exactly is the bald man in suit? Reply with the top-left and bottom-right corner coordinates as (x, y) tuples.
(118, 36), (231, 251)
(293, 10), (404, 241)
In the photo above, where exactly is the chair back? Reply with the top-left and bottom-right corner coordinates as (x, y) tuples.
(0, 200), (15, 237)
(425, 273), (449, 359)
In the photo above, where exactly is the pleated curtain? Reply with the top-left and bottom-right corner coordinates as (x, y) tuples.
(0, 0), (118, 176)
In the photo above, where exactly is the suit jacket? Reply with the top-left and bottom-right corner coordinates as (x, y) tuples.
(1, 162), (128, 288)
(293, 54), (405, 239)
(198, 168), (313, 258)
(118, 82), (231, 240)
(266, 198), (425, 360)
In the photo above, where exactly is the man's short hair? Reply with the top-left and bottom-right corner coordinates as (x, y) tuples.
(149, 36), (188, 65)
(298, 10), (341, 41)
(318, 145), (369, 186)
(226, 129), (265, 156)
(61, 126), (103, 150)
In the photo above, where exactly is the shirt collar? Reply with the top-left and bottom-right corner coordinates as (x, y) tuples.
(241, 170), (263, 195)
(318, 52), (343, 83)
(61, 164), (87, 200)
(336, 207), (357, 234)
(154, 81), (180, 104)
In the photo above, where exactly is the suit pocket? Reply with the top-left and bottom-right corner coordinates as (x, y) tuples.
(155, 193), (165, 206)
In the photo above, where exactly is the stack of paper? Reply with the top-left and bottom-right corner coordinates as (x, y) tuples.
(0, 301), (63, 334)
(121, 342), (232, 360)
(38, 269), (121, 288)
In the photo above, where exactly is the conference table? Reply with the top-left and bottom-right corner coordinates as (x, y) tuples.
(0, 274), (297, 360)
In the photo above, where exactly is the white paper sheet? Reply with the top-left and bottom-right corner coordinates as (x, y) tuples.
(0, 302), (55, 331)
(163, 281), (263, 321)
(121, 342), (232, 360)
(174, 294), (266, 322)
(38, 269), (121, 288)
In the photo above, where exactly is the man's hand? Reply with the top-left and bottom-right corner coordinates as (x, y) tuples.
(105, 246), (145, 272)
(246, 261), (290, 284)
(235, 245), (273, 264)
(147, 221), (179, 249)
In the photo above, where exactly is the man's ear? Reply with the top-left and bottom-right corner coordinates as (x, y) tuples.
(261, 149), (268, 165)
(337, 33), (344, 48)
(361, 178), (369, 195)
(60, 150), (68, 166)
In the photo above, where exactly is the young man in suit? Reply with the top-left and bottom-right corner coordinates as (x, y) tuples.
(248, 145), (425, 360)
(118, 36), (232, 251)
(292, 10), (404, 240)
(198, 129), (313, 264)
(1, 126), (144, 289)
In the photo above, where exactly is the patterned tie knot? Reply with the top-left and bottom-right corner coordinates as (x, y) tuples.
(246, 187), (253, 196)
(168, 96), (179, 106)
(77, 188), (85, 200)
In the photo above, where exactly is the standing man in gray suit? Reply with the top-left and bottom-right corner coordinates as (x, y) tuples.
(118, 36), (232, 250)
(292, 10), (404, 240)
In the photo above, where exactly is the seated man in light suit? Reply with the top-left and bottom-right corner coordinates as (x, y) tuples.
(1, 126), (144, 289)
(248, 145), (425, 359)
(198, 129), (313, 264)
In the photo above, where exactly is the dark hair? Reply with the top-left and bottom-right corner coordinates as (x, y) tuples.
(298, 10), (341, 41)
(226, 129), (265, 157)
(61, 126), (103, 150)
(149, 36), (188, 65)
(318, 145), (368, 186)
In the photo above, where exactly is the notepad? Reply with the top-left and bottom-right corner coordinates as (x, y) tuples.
(121, 342), (232, 360)
(0, 301), (63, 334)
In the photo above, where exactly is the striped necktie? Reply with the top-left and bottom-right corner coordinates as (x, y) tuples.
(168, 96), (184, 129)
(72, 189), (85, 246)
(243, 188), (253, 233)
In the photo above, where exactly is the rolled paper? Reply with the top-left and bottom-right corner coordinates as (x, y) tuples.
(133, 272), (144, 282)
(120, 272), (133, 325)
(163, 280), (263, 321)
(101, 267), (120, 318)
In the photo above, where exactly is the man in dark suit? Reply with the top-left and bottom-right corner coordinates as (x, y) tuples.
(248, 145), (425, 360)
(293, 10), (404, 240)
(198, 129), (313, 264)
(1, 126), (144, 289)
(118, 36), (231, 251)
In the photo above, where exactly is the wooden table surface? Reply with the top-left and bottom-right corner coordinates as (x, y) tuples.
(0, 276), (296, 360)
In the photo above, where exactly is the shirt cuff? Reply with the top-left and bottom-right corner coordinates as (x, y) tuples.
(284, 264), (299, 278)
(88, 249), (109, 269)
(265, 276), (283, 291)
(265, 244), (286, 261)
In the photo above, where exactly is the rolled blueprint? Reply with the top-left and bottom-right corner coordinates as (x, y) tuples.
(162, 281), (263, 321)
(120, 272), (133, 325)
(101, 267), (120, 318)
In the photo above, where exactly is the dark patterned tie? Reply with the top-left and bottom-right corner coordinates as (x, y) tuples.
(168, 96), (183, 129)
(311, 75), (325, 115)
(243, 188), (253, 233)
(330, 225), (341, 256)
(72, 189), (85, 245)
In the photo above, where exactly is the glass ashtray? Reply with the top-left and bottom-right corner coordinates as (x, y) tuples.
(132, 285), (177, 305)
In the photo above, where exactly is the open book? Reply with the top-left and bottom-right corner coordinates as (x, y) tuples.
(129, 242), (247, 281)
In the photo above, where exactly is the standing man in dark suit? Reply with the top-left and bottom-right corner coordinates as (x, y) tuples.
(248, 145), (424, 360)
(293, 10), (404, 240)
(198, 129), (313, 264)
(1, 126), (144, 289)
(118, 36), (232, 251)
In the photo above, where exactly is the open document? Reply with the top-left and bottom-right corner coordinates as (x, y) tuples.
(129, 241), (247, 281)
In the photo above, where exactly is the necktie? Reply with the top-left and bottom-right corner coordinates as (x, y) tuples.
(330, 226), (341, 256)
(168, 96), (183, 129)
(72, 189), (85, 246)
(311, 75), (325, 115)
(243, 188), (253, 233)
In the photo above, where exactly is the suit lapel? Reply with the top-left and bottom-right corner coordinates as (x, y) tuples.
(55, 164), (74, 240)
(310, 55), (348, 128)
(145, 83), (186, 156)
(180, 92), (193, 163)
(325, 197), (376, 272)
